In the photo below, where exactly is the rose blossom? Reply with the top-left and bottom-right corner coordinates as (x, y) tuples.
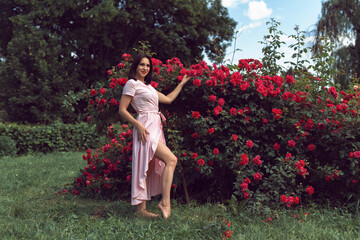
(288, 140), (296, 148)
(192, 111), (201, 118)
(229, 108), (237, 115)
(213, 148), (219, 155)
(193, 79), (201, 87)
(197, 158), (205, 166)
(253, 155), (262, 165)
(214, 106), (223, 116)
(208, 95), (217, 102)
(218, 98), (225, 106)
(253, 172), (262, 181)
(246, 140), (254, 148)
(208, 128), (215, 134)
(307, 144), (315, 151)
(306, 186), (314, 195)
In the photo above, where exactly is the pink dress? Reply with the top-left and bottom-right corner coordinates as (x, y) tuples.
(122, 79), (166, 205)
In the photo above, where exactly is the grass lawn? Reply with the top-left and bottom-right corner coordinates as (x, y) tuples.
(0, 152), (359, 239)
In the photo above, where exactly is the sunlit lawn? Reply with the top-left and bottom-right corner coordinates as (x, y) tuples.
(0, 152), (359, 239)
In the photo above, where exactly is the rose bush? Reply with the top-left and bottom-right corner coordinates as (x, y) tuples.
(68, 53), (360, 209)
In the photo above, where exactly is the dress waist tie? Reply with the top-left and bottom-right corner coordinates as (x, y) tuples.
(137, 110), (166, 122)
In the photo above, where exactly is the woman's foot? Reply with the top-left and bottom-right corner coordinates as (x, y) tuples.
(158, 201), (171, 219)
(137, 209), (159, 218)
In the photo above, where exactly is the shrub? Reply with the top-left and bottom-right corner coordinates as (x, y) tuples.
(0, 121), (97, 154)
(0, 135), (17, 158)
(67, 52), (360, 210)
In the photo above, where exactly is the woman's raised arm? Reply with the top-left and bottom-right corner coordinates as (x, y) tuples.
(157, 75), (191, 104)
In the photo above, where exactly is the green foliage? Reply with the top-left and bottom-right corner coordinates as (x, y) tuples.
(67, 49), (360, 210)
(285, 25), (310, 71)
(314, 0), (360, 89)
(0, 121), (97, 154)
(259, 18), (285, 75)
(0, 0), (236, 123)
(0, 135), (17, 158)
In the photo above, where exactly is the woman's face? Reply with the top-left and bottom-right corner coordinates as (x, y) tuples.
(135, 57), (150, 81)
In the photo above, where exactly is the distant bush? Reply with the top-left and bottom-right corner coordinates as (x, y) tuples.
(0, 135), (17, 158)
(0, 121), (97, 154)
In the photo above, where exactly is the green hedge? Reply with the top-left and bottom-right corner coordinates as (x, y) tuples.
(0, 121), (97, 154)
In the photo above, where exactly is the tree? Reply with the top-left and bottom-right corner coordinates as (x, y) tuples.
(313, 0), (360, 89)
(0, 0), (236, 123)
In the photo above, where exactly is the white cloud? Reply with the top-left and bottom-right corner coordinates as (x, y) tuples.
(238, 21), (262, 33)
(222, 0), (249, 8)
(246, 1), (272, 20)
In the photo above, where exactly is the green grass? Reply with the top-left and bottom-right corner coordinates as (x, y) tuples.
(0, 152), (359, 240)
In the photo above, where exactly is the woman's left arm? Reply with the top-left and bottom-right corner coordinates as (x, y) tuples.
(157, 75), (191, 104)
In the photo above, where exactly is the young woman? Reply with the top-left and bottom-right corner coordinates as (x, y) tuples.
(118, 53), (191, 218)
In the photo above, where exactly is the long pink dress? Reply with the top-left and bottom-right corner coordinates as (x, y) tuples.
(122, 79), (166, 205)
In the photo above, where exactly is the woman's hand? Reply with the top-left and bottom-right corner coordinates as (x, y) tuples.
(181, 74), (191, 85)
(137, 124), (150, 144)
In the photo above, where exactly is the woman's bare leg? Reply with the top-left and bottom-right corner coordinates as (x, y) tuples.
(154, 141), (177, 219)
(136, 160), (158, 218)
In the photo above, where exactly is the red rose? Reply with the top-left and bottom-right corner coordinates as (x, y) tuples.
(262, 118), (268, 124)
(213, 148), (219, 155)
(239, 154), (249, 166)
(246, 140), (254, 148)
(191, 153), (198, 159)
(353, 151), (360, 158)
(281, 195), (287, 203)
(72, 190), (80, 195)
(192, 133), (199, 139)
(99, 88), (106, 94)
(253, 172), (262, 181)
(126, 174), (131, 182)
(286, 75), (295, 84)
(218, 98), (225, 106)
(193, 79), (201, 87)
(232, 134), (238, 141)
(150, 81), (158, 88)
(273, 143), (280, 151)
(306, 186), (314, 195)
(192, 111), (201, 118)
(214, 106), (223, 116)
(288, 140), (296, 148)
(90, 89), (97, 96)
(253, 155), (262, 165)
(208, 128), (215, 134)
(208, 95), (217, 102)
(229, 107), (237, 115)
(325, 175), (332, 182)
(197, 158), (205, 166)
(122, 53), (131, 61)
(307, 144), (315, 151)
(109, 82), (116, 88)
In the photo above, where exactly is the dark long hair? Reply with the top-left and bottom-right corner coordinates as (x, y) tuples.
(127, 53), (153, 85)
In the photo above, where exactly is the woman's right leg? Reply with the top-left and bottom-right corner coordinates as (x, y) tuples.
(153, 141), (178, 219)
(136, 160), (158, 218)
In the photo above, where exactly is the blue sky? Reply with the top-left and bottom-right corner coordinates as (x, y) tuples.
(219, 0), (323, 66)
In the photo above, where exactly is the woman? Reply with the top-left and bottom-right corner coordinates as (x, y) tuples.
(118, 53), (191, 219)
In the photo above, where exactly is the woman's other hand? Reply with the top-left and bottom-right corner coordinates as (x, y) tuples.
(137, 124), (150, 144)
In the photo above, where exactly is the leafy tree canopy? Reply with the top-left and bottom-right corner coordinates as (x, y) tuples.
(0, 0), (236, 123)
(313, 0), (360, 89)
